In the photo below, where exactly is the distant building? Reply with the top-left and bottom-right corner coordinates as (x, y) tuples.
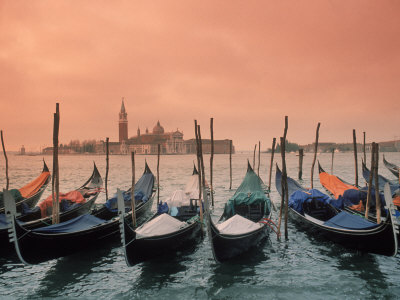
(20, 145), (26, 155)
(42, 99), (235, 155)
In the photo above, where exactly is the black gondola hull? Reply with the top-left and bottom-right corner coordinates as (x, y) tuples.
(123, 220), (202, 266)
(9, 194), (154, 264)
(288, 208), (397, 256)
(209, 219), (269, 262)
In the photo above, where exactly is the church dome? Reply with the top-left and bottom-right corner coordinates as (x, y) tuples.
(153, 121), (164, 134)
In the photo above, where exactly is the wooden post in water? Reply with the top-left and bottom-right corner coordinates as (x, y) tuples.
(374, 143), (381, 224)
(268, 138), (276, 191)
(365, 143), (375, 219)
(298, 148), (304, 180)
(0, 131), (9, 190)
(195, 123), (204, 224)
(52, 103), (60, 224)
(363, 132), (366, 165)
(257, 141), (261, 176)
(310, 123), (320, 189)
(353, 129), (358, 187)
(277, 116), (289, 240)
(194, 120), (203, 222)
(105, 137), (109, 201)
(131, 151), (136, 227)
(229, 139), (232, 190)
(331, 148), (334, 174)
(253, 144), (256, 170)
(210, 118), (214, 207)
(157, 144), (160, 206)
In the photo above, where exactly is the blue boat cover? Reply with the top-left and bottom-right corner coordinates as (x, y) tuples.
(32, 214), (106, 233)
(289, 189), (333, 214)
(104, 172), (154, 212)
(0, 214), (8, 230)
(323, 211), (379, 230)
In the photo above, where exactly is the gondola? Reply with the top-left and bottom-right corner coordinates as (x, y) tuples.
(119, 165), (203, 266)
(1, 163), (102, 252)
(0, 160), (51, 214)
(92, 161), (155, 222)
(206, 162), (272, 262)
(362, 161), (399, 196)
(4, 163), (154, 265)
(383, 155), (399, 179)
(276, 166), (398, 256)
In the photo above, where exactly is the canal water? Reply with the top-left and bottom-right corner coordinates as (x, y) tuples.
(0, 152), (399, 299)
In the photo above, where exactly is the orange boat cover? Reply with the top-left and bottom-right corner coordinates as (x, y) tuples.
(319, 172), (358, 199)
(18, 171), (51, 198)
(394, 196), (400, 207)
(39, 190), (85, 218)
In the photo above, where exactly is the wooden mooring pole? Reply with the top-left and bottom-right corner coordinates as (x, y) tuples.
(331, 148), (334, 174)
(363, 132), (366, 165)
(229, 139), (232, 190)
(257, 141), (261, 176)
(374, 143), (381, 224)
(52, 103), (60, 224)
(157, 144), (160, 206)
(253, 144), (256, 170)
(353, 129), (358, 187)
(194, 120), (203, 223)
(298, 148), (304, 180)
(210, 118), (214, 207)
(0, 130), (9, 190)
(365, 142), (375, 220)
(268, 138), (276, 191)
(310, 123), (320, 189)
(105, 137), (109, 200)
(131, 151), (136, 227)
(277, 116), (289, 240)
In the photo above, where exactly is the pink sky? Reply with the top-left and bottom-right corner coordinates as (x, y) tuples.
(1, 1), (399, 151)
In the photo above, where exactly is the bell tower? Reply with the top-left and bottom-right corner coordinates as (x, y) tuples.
(119, 98), (128, 143)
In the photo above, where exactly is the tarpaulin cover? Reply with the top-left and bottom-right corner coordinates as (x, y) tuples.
(32, 214), (106, 233)
(216, 214), (262, 235)
(319, 172), (358, 199)
(338, 187), (385, 208)
(323, 211), (379, 230)
(0, 213), (8, 230)
(39, 191), (86, 218)
(289, 189), (333, 214)
(0, 189), (23, 209)
(105, 171), (154, 212)
(362, 164), (399, 195)
(19, 171), (50, 198)
(223, 167), (270, 218)
(135, 213), (187, 238)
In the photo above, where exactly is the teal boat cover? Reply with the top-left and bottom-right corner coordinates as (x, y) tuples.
(223, 165), (270, 217)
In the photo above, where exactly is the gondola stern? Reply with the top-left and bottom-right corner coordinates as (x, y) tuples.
(318, 161), (325, 174)
(3, 189), (31, 265)
(192, 163), (199, 175)
(144, 160), (152, 174)
(383, 183), (399, 257)
(42, 159), (50, 173)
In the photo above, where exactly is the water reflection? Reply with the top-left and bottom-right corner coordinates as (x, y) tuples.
(33, 240), (119, 298)
(208, 239), (271, 296)
(133, 245), (197, 290)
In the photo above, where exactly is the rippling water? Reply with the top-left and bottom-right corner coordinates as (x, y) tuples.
(1, 152), (400, 299)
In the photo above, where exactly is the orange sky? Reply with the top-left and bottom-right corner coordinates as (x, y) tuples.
(1, 1), (399, 151)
